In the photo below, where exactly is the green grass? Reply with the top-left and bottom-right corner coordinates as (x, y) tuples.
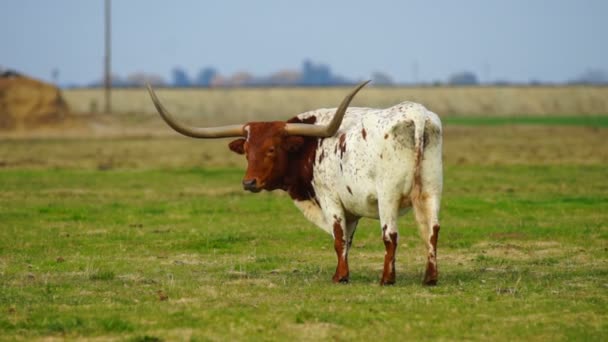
(1, 164), (607, 340)
(443, 115), (608, 127)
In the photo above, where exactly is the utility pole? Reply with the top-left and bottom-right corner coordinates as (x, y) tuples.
(104, 0), (112, 113)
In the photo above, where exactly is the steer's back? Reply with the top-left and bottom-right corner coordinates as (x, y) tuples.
(297, 101), (442, 219)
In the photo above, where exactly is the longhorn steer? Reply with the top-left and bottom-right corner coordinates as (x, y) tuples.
(147, 82), (443, 285)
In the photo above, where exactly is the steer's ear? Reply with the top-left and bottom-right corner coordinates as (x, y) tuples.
(228, 138), (246, 154)
(285, 136), (305, 152)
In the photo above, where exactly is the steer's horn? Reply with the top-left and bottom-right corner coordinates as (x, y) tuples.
(146, 84), (245, 138)
(284, 80), (371, 137)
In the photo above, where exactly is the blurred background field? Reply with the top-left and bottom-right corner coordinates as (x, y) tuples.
(1, 121), (607, 170)
(63, 86), (608, 125)
(2, 85), (607, 170)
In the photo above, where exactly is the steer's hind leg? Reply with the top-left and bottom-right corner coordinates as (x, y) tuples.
(378, 199), (400, 285)
(412, 193), (441, 285)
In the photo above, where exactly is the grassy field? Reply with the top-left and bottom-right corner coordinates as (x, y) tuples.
(1, 112), (607, 340)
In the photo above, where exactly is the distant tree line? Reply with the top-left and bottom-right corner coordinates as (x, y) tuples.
(568, 68), (608, 85)
(167, 60), (367, 88)
(83, 60), (394, 88)
(35, 61), (607, 88)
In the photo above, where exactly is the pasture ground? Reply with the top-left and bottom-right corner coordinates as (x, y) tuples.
(1, 112), (607, 341)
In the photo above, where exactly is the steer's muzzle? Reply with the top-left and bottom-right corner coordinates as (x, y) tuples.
(242, 179), (260, 192)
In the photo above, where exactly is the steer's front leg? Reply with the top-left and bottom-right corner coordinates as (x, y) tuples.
(332, 216), (349, 283)
(332, 222), (348, 283)
(331, 218), (359, 283)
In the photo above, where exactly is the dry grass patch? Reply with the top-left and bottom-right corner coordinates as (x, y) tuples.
(63, 86), (608, 119)
(1, 124), (607, 170)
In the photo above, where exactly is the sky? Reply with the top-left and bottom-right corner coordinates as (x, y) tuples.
(1, 0), (607, 85)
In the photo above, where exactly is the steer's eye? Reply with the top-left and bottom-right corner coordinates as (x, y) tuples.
(267, 147), (276, 156)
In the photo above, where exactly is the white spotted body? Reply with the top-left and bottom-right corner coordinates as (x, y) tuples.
(293, 101), (443, 285)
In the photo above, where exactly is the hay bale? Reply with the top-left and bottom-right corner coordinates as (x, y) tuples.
(0, 73), (70, 130)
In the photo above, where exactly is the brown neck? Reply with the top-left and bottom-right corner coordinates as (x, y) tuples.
(281, 115), (319, 201)
(282, 136), (318, 201)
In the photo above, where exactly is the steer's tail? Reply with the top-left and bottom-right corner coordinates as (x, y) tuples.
(411, 115), (427, 201)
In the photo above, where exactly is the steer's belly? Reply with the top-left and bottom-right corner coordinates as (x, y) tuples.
(340, 192), (381, 219)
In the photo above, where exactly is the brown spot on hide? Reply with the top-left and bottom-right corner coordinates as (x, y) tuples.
(361, 128), (367, 140)
(333, 221), (349, 283)
(384, 133), (389, 139)
(424, 224), (440, 286)
(346, 186), (353, 195)
(381, 231), (398, 285)
(338, 133), (347, 158)
(318, 149), (325, 164)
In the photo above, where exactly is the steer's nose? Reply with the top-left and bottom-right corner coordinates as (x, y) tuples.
(242, 179), (258, 192)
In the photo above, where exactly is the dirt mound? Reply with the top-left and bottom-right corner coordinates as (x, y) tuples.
(0, 73), (71, 130)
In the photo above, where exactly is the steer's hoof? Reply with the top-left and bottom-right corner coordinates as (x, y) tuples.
(423, 276), (438, 286)
(331, 274), (348, 284)
(380, 271), (396, 286)
(379, 277), (396, 286)
(424, 268), (438, 286)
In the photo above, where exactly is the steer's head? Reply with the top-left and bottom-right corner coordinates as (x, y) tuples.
(146, 81), (369, 193)
(227, 122), (305, 192)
